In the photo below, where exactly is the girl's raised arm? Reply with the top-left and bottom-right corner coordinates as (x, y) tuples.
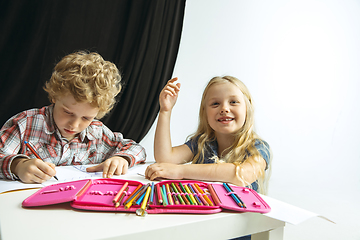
(154, 78), (193, 164)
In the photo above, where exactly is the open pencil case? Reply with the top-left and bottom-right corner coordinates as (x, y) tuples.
(22, 178), (271, 215)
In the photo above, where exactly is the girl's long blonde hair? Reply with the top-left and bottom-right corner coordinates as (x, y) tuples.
(189, 76), (271, 194)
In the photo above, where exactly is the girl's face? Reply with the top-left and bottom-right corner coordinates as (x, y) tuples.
(205, 82), (247, 138)
(52, 94), (99, 141)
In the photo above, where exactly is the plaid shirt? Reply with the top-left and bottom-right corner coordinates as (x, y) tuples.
(0, 105), (146, 180)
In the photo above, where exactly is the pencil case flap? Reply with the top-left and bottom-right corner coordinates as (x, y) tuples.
(211, 184), (271, 213)
(22, 179), (91, 207)
(71, 178), (143, 210)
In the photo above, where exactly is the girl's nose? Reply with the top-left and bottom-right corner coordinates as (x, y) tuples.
(220, 107), (229, 114)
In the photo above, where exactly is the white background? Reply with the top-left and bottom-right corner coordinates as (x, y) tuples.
(140, 1), (360, 239)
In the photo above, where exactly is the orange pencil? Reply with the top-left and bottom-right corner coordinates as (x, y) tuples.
(165, 184), (174, 205)
(123, 184), (142, 206)
(115, 187), (129, 207)
(194, 183), (214, 206)
(113, 182), (129, 204)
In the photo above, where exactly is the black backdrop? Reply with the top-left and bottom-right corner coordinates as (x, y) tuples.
(0, 0), (185, 142)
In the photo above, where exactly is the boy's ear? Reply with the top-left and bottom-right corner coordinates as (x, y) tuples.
(51, 98), (56, 104)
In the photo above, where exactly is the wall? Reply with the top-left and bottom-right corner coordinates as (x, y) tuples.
(140, 1), (360, 239)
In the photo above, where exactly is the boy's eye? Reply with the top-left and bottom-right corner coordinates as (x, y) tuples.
(64, 110), (72, 115)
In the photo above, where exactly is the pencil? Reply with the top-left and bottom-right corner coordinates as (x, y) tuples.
(170, 185), (180, 205)
(208, 184), (221, 205)
(175, 183), (190, 205)
(136, 186), (152, 216)
(115, 187), (129, 207)
(224, 183), (246, 208)
(194, 183), (214, 206)
(179, 182), (194, 205)
(223, 183), (243, 208)
(113, 182), (129, 204)
(156, 183), (163, 204)
(184, 184), (197, 205)
(161, 185), (168, 206)
(24, 141), (58, 180)
(123, 184), (142, 206)
(149, 182), (155, 205)
(165, 184), (174, 205)
(134, 183), (150, 203)
(188, 183), (202, 205)
(171, 182), (185, 205)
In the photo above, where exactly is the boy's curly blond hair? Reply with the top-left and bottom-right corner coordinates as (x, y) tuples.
(44, 51), (121, 119)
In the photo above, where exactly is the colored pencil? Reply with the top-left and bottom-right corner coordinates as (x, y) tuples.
(134, 183), (150, 203)
(149, 182), (155, 205)
(24, 141), (58, 180)
(136, 186), (152, 216)
(156, 182), (163, 204)
(115, 187), (129, 207)
(179, 182), (194, 205)
(194, 183), (214, 206)
(224, 183), (246, 208)
(165, 184), (174, 205)
(161, 185), (168, 206)
(191, 183), (209, 206)
(113, 182), (129, 204)
(184, 184), (197, 205)
(171, 183), (185, 205)
(208, 184), (221, 205)
(188, 184), (202, 205)
(123, 184), (142, 206)
(135, 191), (146, 205)
(170, 185), (180, 205)
(175, 183), (191, 205)
(222, 183), (243, 208)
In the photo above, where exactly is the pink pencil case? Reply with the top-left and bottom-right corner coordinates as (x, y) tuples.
(22, 178), (270, 215)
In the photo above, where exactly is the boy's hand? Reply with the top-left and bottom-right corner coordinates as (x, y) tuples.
(145, 163), (184, 181)
(86, 156), (129, 178)
(11, 158), (56, 183)
(159, 77), (181, 112)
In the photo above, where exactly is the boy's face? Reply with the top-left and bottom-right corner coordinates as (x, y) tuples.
(52, 94), (99, 141)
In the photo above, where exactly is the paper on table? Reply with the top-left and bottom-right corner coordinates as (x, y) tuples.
(261, 195), (335, 225)
(0, 162), (153, 194)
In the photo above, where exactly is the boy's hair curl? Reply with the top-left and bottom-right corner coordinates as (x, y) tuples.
(44, 51), (121, 119)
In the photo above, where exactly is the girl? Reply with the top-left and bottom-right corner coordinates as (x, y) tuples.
(145, 76), (271, 194)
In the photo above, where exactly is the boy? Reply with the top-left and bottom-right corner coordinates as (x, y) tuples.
(0, 51), (146, 183)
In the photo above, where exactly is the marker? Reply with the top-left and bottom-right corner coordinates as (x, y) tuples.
(24, 141), (58, 180)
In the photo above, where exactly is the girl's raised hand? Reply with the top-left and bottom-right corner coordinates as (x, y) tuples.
(159, 77), (181, 112)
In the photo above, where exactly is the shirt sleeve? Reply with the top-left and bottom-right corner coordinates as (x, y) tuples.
(98, 123), (146, 168)
(0, 112), (30, 180)
(254, 139), (271, 170)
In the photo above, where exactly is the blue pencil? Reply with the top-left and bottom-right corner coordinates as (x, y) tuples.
(223, 183), (243, 208)
(149, 182), (155, 204)
(135, 191), (146, 205)
(162, 185), (169, 206)
(224, 183), (246, 208)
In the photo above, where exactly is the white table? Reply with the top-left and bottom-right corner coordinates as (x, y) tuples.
(0, 188), (285, 240)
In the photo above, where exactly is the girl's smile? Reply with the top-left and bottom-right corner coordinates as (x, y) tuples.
(205, 81), (247, 137)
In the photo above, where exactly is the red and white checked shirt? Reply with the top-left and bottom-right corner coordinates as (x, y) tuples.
(0, 105), (146, 180)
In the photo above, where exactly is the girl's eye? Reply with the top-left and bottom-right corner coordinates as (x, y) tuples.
(230, 100), (239, 104)
(211, 102), (219, 107)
